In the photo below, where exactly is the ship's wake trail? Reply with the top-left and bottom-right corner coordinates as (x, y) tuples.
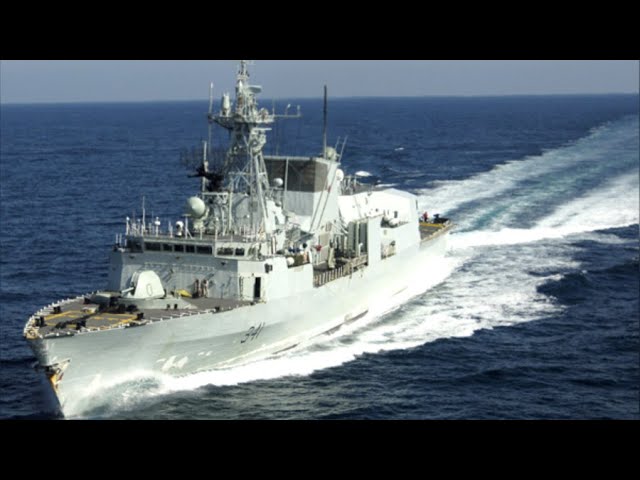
(80, 115), (639, 418)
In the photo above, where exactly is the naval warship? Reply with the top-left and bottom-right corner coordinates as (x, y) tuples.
(24, 61), (453, 416)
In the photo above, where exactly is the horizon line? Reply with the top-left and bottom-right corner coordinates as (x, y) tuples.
(2, 91), (639, 107)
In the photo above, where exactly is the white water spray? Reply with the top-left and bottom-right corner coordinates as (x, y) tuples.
(78, 116), (638, 417)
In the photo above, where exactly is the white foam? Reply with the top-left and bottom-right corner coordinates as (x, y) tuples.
(147, 238), (566, 401)
(85, 116), (638, 417)
(536, 171), (639, 232)
(355, 170), (372, 177)
(419, 116), (639, 223)
(451, 170), (639, 249)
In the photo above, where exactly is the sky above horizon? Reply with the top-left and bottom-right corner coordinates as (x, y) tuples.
(1, 60), (638, 104)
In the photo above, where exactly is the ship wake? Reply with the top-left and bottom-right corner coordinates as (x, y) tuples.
(76, 116), (638, 418)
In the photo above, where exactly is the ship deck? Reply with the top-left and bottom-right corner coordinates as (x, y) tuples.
(419, 221), (452, 241)
(29, 296), (251, 338)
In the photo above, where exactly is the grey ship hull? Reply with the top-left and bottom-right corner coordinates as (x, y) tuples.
(28, 233), (448, 417)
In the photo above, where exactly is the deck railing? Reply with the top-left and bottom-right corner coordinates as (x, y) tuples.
(313, 255), (367, 288)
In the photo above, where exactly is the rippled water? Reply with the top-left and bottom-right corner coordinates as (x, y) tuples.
(1, 95), (638, 419)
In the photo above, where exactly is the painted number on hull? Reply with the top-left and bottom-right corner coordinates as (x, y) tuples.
(241, 322), (265, 344)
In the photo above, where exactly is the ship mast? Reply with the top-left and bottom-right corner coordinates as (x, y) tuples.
(211, 61), (276, 236)
(201, 61), (300, 239)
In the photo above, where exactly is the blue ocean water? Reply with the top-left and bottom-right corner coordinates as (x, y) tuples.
(1, 95), (638, 419)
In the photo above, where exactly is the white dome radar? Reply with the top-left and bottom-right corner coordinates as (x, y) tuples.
(185, 196), (207, 219)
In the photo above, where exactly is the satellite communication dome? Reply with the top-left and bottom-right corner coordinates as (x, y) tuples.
(185, 196), (206, 219)
(325, 147), (338, 161)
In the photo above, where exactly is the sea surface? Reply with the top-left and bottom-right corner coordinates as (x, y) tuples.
(1, 95), (638, 419)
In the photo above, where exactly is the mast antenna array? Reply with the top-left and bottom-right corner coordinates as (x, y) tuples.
(322, 85), (328, 157)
